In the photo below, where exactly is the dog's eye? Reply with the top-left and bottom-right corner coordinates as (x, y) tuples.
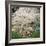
(31, 22), (34, 24)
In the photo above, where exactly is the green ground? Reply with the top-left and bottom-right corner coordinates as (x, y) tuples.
(11, 31), (40, 39)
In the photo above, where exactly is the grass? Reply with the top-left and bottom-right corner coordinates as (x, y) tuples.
(11, 31), (22, 39)
(11, 31), (40, 39)
(31, 31), (40, 38)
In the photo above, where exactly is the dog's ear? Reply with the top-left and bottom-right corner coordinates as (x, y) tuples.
(12, 6), (19, 13)
(12, 8), (15, 13)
